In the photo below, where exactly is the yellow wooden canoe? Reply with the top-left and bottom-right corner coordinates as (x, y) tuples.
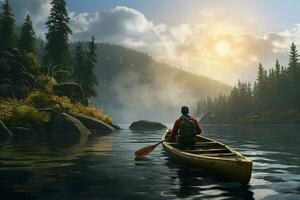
(162, 132), (252, 184)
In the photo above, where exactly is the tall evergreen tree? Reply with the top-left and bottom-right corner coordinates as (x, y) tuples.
(88, 36), (97, 63)
(44, 0), (72, 82)
(72, 43), (85, 85)
(19, 14), (36, 54)
(0, 0), (17, 49)
(275, 59), (280, 78)
(72, 37), (98, 98)
(85, 36), (98, 97)
(255, 63), (267, 109)
(288, 43), (299, 107)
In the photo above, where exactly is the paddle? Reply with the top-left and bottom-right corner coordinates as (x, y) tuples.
(135, 139), (166, 158)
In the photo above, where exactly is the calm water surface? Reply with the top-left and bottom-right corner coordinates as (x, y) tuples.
(0, 125), (300, 200)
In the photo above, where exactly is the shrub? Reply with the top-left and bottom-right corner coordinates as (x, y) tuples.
(25, 91), (72, 110)
(70, 103), (111, 123)
(25, 91), (111, 123)
(23, 53), (41, 75)
(36, 75), (57, 94)
(0, 98), (50, 127)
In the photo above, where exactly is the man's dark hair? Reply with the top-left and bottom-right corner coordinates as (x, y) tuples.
(181, 106), (189, 115)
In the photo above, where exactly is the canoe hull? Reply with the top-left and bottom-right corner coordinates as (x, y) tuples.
(162, 133), (252, 184)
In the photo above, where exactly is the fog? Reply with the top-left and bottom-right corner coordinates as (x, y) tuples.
(112, 72), (195, 123)
(93, 63), (230, 124)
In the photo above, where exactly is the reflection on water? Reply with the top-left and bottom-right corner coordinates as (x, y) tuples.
(0, 125), (299, 199)
(164, 159), (254, 199)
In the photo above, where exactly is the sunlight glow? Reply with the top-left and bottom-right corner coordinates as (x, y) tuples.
(215, 41), (231, 56)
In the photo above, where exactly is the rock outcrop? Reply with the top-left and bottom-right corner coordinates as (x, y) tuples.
(0, 120), (12, 142)
(49, 113), (91, 142)
(53, 83), (88, 105)
(11, 127), (38, 142)
(72, 114), (115, 133)
(129, 120), (167, 131)
(108, 122), (122, 130)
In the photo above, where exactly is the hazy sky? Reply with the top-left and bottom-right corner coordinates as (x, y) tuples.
(67, 0), (300, 35)
(4, 0), (300, 84)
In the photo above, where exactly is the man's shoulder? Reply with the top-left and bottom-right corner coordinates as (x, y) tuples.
(191, 117), (199, 123)
(175, 117), (182, 122)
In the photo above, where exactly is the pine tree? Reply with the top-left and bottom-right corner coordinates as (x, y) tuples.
(255, 63), (268, 109)
(72, 37), (98, 98)
(72, 43), (86, 85)
(288, 43), (299, 107)
(275, 59), (280, 78)
(19, 14), (36, 54)
(44, 0), (72, 82)
(85, 36), (98, 97)
(0, 0), (17, 49)
(88, 36), (97, 63)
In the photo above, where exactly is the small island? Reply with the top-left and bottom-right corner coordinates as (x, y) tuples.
(129, 120), (167, 131)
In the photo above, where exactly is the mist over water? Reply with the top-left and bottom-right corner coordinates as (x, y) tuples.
(93, 62), (230, 123)
(109, 71), (197, 123)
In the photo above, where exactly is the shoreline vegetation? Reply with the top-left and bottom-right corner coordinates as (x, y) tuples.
(196, 43), (300, 125)
(0, 0), (116, 142)
(200, 109), (300, 125)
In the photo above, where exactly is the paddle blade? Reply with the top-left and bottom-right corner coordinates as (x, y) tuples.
(134, 145), (156, 158)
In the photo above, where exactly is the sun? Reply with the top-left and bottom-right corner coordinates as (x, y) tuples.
(215, 40), (231, 56)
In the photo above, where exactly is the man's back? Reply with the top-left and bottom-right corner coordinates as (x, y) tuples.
(170, 115), (202, 139)
(168, 106), (202, 148)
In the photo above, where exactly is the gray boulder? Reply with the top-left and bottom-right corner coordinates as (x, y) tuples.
(49, 113), (91, 142)
(0, 120), (12, 142)
(129, 120), (167, 131)
(13, 84), (30, 99)
(11, 127), (38, 142)
(0, 83), (15, 97)
(17, 71), (36, 88)
(0, 83), (30, 99)
(72, 114), (115, 133)
(0, 79), (12, 85)
(108, 122), (122, 130)
(53, 83), (88, 105)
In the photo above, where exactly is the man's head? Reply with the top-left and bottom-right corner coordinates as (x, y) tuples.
(181, 106), (189, 115)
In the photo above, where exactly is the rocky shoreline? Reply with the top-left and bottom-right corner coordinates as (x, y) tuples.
(0, 111), (120, 144)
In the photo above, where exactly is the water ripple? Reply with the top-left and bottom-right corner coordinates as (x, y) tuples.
(0, 125), (299, 199)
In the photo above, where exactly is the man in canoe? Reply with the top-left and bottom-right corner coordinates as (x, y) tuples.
(167, 106), (202, 148)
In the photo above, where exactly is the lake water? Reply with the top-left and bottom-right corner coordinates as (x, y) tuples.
(0, 125), (300, 200)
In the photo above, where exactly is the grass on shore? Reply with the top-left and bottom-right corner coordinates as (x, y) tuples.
(0, 90), (110, 127)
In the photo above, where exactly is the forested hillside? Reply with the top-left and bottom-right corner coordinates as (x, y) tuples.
(34, 40), (231, 122)
(196, 43), (300, 124)
(84, 43), (231, 122)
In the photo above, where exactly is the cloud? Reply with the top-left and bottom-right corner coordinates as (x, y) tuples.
(68, 6), (297, 84)
(70, 6), (193, 60)
(0, 0), (50, 36)
(1, 2), (298, 84)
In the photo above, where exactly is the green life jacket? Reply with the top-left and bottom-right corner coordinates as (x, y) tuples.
(178, 115), (197, 142)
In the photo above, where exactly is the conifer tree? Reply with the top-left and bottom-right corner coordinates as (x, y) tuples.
(44, 0), (72, 82)
(19, 14), (36, 54)
(85, 36), (98, 97)
(72, 37), (98, 98)
(0, 0), (17, 49)
(253, 63), (267, 109)
(72, 43), (85, 85)
(275, 59), (280, 77)
(288, 43), (299, 107)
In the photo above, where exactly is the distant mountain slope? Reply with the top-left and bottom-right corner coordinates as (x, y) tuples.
(88, 43), (231, 122)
